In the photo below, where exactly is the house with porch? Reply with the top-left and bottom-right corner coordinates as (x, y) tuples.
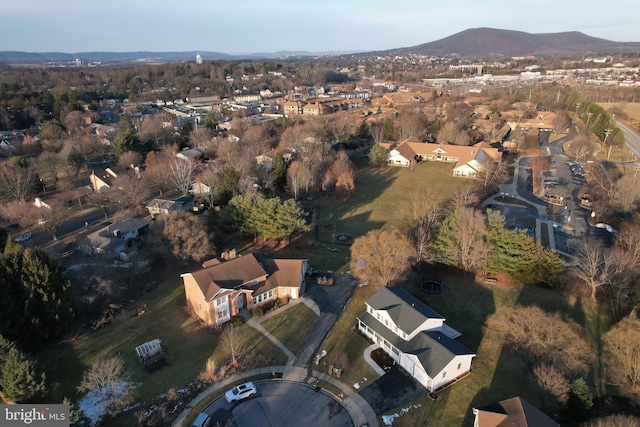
(357, 286), (475, 392)
(387, 137), (502, 178)
(181, 252), (308, 326)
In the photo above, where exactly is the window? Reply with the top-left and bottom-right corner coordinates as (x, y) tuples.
(442, 372), (447, 378)
(267, 290), (273, 298)
(384, 318), (389, 327)
(457, 363), (462, 370)
(375, 312), (381, 320)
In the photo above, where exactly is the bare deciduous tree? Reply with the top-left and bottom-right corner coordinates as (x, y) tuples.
(572, 240), (611, 300)
(436, 121), (469, 146)
(147, 211), (215, 264)
(583, 414), (640, 427)
(113, 170), (149, 209)
(485, 305), (593, 375)
(1, 200), (37, 228)
(435, 207), (489, 274)
(370, 121), (386, 144)
(77, 356), (139, 418)
(602, 313), (640, 404)
(533, 363), (570, 405)
(286, 160), (306, 201)
(144, 147), (175, 196)
(613, 175), (640, 213)
(221, 324), (243, 367)
(397, 190), (444, 266)
(571, 135), (595, 162)
(446, 185), (480, 213)
(36, 201), (70, 241)
(0, 158), (34, 202)
(170, 157), (200, 195)
(350, 229), (414, 289)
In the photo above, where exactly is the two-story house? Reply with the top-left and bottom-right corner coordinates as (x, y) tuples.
(181, 252), (308, 327)
(357, 286), (475, 392)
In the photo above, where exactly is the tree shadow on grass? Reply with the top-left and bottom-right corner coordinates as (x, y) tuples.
(465, 286), (595, 425)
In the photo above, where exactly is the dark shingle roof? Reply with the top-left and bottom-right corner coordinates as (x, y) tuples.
(357, 311), (473, 377)
(366, 287), (444, 334)
(475, 397), (559, 427)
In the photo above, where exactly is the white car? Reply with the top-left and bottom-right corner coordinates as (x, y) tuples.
(224, 382), (257, 403)
(14, 232), (32, 242)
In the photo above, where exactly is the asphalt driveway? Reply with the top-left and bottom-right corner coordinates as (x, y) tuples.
(358, 366), (427, 415)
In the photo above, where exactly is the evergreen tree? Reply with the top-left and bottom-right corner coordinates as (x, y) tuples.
(369, 143), (389, 167)
(567, 378), (593, 421)
(0, 240), (75, 352)
(271, 153), (288, 192)
(216, 168), (240, 206)
(204, 111), (218, 131)
(111, 116), (140, 157)
(484, 209), (562, 285)
(0, 344), (47, 403)
(225, 195), (306, 242)
(382, 118), (396, 141)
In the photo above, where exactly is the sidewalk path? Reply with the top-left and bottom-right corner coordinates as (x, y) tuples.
(172, 365), (378, 427)
(174, 290), (380, 427)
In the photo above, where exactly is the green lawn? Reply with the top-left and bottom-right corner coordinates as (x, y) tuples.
(261, 303), (319, 355)
(321, 261), (607, 427)
(44, 262), (286, 424)
(275, 162), (470, 273)
(319, 285), (379, 387)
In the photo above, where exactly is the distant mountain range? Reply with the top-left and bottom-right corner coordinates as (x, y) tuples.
(384, 28), (640, 58)
(1, 28), (639, 63)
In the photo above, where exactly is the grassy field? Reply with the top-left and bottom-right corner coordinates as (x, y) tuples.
(261, 302), (319, 355)
(44, 262), (286, 424)
(275, 162), (469, 272)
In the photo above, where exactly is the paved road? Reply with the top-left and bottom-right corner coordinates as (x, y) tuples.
(202, 381), (353, 427)
(617, 120), (640, 160)
(20, 208), (106, 249)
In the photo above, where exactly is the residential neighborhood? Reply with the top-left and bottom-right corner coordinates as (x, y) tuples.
(1, 23), (640, 427)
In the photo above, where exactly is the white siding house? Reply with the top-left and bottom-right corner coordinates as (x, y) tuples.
(357, 287), (475, 392)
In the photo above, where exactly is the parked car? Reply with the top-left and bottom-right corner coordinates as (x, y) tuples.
(192, 413), (211, 427)
(225, 382), (257, 403)
(14, 232), (31, 242)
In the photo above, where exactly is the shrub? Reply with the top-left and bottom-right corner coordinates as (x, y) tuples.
(251, 307), (264, 317)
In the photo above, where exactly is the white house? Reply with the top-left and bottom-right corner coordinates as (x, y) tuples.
(387, 137), (502, 178)
(357, 287), (475, 392)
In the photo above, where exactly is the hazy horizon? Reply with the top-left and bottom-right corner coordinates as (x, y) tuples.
(2, 0), (639, 54)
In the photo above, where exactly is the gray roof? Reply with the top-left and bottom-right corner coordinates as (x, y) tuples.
(365, 286), (444, 335)
(358, 311), (473, 377)
(110, 217), (150, 234)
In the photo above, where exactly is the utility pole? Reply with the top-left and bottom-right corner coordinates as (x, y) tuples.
(586, 111), (593, 128)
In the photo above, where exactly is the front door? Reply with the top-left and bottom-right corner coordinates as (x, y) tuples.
(291, 289), (297, 299)
(237, 294), (244, 309)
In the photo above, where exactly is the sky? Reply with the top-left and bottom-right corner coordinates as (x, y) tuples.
(1, 0), (639, 54)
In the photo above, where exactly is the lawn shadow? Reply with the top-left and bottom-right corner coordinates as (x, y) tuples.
(465, 284), (594, 425)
